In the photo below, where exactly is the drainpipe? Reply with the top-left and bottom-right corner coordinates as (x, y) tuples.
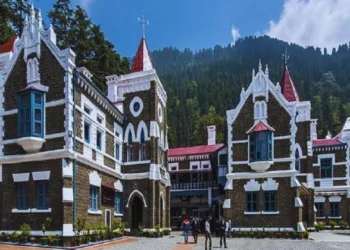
(72, 69), (78, 232)
(121, 114), (127, 224)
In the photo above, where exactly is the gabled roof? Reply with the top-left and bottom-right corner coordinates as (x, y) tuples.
(168, 144), (224, 157)
(131, 37), (154, 73)
(0, 37), (16, 54)
(312, 138), (345, 147)
(246, 121), (275, 134)
(280, 65), (300, 102)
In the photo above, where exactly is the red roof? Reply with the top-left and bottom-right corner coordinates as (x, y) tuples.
(280, 65), (300, 102)
(312, 138), (344, 147)
(246, 121), (275, 134)
(168, 144), (224, 157)
(16, 86), (41, 93)
(131, 37), (154, 73)
(0, 37), (16, 54)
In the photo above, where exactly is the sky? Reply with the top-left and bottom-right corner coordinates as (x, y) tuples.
(34, 0), (350, 57)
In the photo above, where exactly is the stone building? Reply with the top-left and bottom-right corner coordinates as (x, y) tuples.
(0, 4), (170, 243)
(168, 126), (226, 228)
(224, 60), (350, 232)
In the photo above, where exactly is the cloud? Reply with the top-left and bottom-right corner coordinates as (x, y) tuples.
(231, 25), (241, 46)
(79, 0), (95, 12)
(266, 0), (350, 52)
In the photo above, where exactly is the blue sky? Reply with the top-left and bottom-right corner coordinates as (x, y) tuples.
(35, 0), (350, 57)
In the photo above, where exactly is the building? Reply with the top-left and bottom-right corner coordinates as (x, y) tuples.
(0, 5), (170, 244)
(224, 59), (350, 232)
(168, 126), (226, 228)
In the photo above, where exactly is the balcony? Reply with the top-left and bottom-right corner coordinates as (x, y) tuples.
(171, 181), (217, 190)
(249, 161), (273, 172)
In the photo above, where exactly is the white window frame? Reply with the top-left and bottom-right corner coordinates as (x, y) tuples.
(190, 161), (200, 170)
(169, 162), (179, 171)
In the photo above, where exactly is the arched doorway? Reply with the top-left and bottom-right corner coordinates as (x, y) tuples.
(160, 196), (164, 227)
(131, 196), (143, 229)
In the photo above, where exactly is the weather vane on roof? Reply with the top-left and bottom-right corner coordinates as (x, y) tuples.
(138, 11), (149, 38)
(282, 47), (289, 66)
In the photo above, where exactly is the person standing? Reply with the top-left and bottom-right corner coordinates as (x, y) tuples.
(192, 218), (199, 243)
(219, 216), (228, 248)
(227, 217), (232, 238)
(205, 217), (212, 249)
(182, 217), (190, 244)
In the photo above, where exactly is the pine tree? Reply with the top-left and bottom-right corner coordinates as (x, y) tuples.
(0, 0), (15, 45)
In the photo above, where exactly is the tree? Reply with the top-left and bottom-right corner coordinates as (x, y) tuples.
(0, 0), (15, 45)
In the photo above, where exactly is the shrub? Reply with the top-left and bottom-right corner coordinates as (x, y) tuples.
(339, 220), (348, 229)
(20, 223), (31, 240)
(303, 231), (309, 239)
(329, 220), (337, 229)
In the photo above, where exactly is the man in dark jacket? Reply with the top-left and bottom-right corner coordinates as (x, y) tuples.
(219, 216), (228, 248)
(192, 218), (199, 243)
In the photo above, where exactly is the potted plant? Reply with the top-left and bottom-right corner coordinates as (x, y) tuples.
(0, 232), (7, 242)
(47, 235), (54, 246)
(138, 224), (144, 237)
(339, 220), (348, 229)
(329, 220), (337, 230)
(303, 231), (309, 239)
(20, 223), (31, 243)
(30, 237), (35, 244)
(10, 231), (19, 243)
(249, 229), (254, 238)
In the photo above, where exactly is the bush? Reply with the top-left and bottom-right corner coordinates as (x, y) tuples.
(303, 231), (309, 239)
(339, 220), (348, 229)
(329, 220), (337, 229)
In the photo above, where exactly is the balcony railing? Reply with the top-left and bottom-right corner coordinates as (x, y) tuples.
(171, 181), (217, 190)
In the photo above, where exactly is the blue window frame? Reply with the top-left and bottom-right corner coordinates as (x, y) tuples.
(96, 130), (102, 150)
(90, 186), (99, 211)
(115, 143), (120, 160)
(246, 192), (258, 212)
(263, 191), (276, 211)
(315, 203), (324, 217)
(320, 158), (332, 178)
(295, 150), (300, 171)
(330, 202), (339, 217)
(84, 122), (90, 143)
(17, 90), (44, 138)
(36, 181), (48, 209)
(249, 131), (272, 162)
(17, 183), (28, 210)
(114, 192), (122, 214)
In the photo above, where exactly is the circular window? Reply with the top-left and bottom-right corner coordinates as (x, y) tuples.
(133, 102), (140, 112)
(129, 96), (143, 117)
(158, 103), (163, 123)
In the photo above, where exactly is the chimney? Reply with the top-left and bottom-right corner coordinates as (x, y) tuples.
(207, 125), (216, 145)
(310, 119), (318, 140)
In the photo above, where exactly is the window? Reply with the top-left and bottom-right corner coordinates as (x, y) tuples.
(89, 186), (99, 211)
(115, 131), (120, 137)
(17, 183), (28, 210)
(114, 192), (122, 214)
(249, 131), (272, 162)
(84, 122), (90, 143)
(133, 102), (140, 112)
(96, 130), (102, 150)
(203, 164), (209, 169)
(127, 131), (133, 162)
(17, 90), (44, 138)
(115, 143), (120, 160)
(36, 181), (48, 209)
(320, 158), (332, 178)
(97, 116), (103, 124)
(192, 165), (198, 170)
(84, 105), (91, 114)
(330, 202), (339, 217)
(139, 129), (146, 160)
(219, 154), (227, 166)
(295, 150), (300, 171)
(246, 192), (258, 212)
(315, 203), (324, 217)
(171, 166), (177, 171)
(263, 191), (276, 211)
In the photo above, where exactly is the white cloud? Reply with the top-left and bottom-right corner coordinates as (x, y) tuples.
(79, 0), (95, 12)
(231, 25), (241, 46)
(266, 0), (350, 52)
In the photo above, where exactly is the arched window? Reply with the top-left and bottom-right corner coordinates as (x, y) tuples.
(295, 149), (300, 171)
(139, 129), (146, 161)
(127, 131), (133, 162)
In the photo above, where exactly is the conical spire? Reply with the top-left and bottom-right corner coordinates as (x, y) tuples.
(131, 37), (154, 73)
(280, 48), (299, 102)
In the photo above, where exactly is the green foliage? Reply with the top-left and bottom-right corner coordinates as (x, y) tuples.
(20, 223), (31, 236)
(339, 220), (348, 229)
(329, 220), (337, 229)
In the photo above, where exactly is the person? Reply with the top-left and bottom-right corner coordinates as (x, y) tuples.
(227, 217), (232, 238)
(219, 216), (228, 248)
(182, 217), (190, 244)
(205, 217), (212, 249)
(192, 218), (199, 243)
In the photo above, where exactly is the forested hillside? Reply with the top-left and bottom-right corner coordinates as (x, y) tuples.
(151, 37), (350, 147)
(1, 1), (350, 148)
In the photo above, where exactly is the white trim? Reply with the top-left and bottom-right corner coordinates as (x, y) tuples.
(329, 216), (342, 219)
(123, 172), (149, 180)
(329, 196), (342, 202)
(0, 165), (2, 182)
(89, 170), (102, 187)
(274, 158), (292, 162)
(232, 139), (248, 144)
(63, 224), (74, 237)
(32, 171), (50, 181)
(31, 208), (52, 213)
(88, 209), (102, 215)
(274, 135), (292, 140)
(13, 173), (30, 182)
(244, 179), (260, 191)
(190, 161), (200, 170)
(227, 170), (298, 180)
(295, 197), (303, 207)
(123, 160), (151, 166)
(168, 162), (179, 171)
(124, 123), (136, 142)
(261, 211), (279, 215)
(314, 196), (326, 203)
(45, 132), (66, 140)
(297, 222), (306, 232)
(261, 178), (279, 191)
(316, 217), (326, 219)
(62, 159), (73, 178)
(244, 211), (261, 215)
(114, 213), (123, 217)
(126, 190), (148, 208)
(114, 180), (123, 192)
(63, 187), (73, 203)
(2, 99), (67, 116)
(312, 154), (335, 167)
(11, 209), (31, 213)
(223, 198), (231, 209)
(136, 120), (150, 142)
(232, 161), (249, 165)
(231, 227), (294, 232)
(129, 96), (143, 117)
(0, 149), (74, 164)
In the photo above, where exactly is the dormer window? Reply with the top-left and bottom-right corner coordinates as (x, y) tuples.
(249, 131), (272, 162)
(17, 89), (44, 138)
